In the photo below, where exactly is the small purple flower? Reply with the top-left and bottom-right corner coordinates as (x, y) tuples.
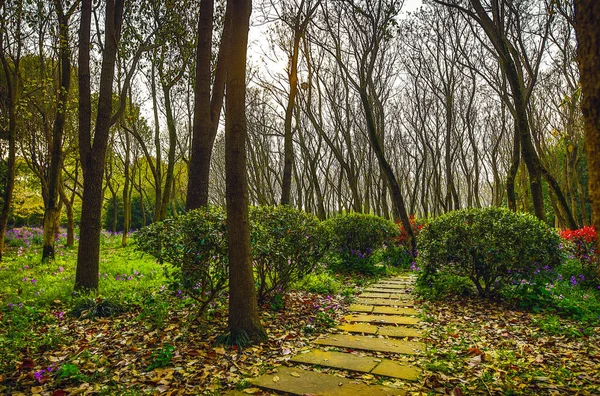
(58, 266), (64, 273)
(30, 278), (36, 284)
(570, 276), (577, 286)
(34, 370), (45, 382)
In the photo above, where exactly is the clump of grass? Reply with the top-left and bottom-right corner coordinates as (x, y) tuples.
(71, 295), (127, 319)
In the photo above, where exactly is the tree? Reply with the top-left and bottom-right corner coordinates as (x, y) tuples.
(320, 0), (416, 249)
(573, 0), (600, 277)
(75, 0), (125, 290)
(42, 0), (79, 261)
(432, 0), (577, 228)
(0, 0), (24, 261)
(224, 0), (267, 345)
(186, 0), (230, 210)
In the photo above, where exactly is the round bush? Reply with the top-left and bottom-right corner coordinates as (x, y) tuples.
(321, 212), (399, 274)
(417, 207), (562, 298)
(135, 206), (229, 313)
(250, 205), (325, 303)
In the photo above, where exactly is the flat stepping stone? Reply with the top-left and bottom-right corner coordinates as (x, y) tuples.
(373, 306), (418, 315)
(316, 334), (425, 355)
(345, 315), (421, 325)
(360, 292), (391, 298)
(338, 323), (424, 339)
(290, 350), (421, 381)
(378, 326), (424, 338)
(365, 288), (412, 293)
(372, 359), (421, 381)
(355, 298), (415, 307)
(371, 284), (412, 290)
(251, 366), (406, 395)
(348, 304), (374, 313)
(290, 349), (378, 372)
(338, 323), (378, 334)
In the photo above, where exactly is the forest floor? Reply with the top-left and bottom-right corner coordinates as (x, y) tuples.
(1, 231), (599, 394)
(2, 284), (599, 395)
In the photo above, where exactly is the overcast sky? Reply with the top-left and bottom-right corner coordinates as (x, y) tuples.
(247, 0), (424, 82)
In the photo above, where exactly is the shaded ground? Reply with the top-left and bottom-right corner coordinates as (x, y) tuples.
(416, 297), (600, 395)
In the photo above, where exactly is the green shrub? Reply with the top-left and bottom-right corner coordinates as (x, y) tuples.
(321, 212), (399, 274)
(250, 205), (325, 303)
(136, 205), (325, 308)
(135, 206), (229, 314)
(417, 207), (561, 298)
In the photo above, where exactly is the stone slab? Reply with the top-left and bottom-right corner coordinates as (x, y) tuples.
(316, 334), (425, 355)
(372, 306), (419, 315)
(337, 323), (378, 334)
(338, 323), (424, 339)
(290, 349), (378, 373)
(372, 360), (421, 381)
(345, 315), (421, 325)
(360, 292), (391, 298)
(348, 304), (374, 313)
(389, 293), (413, 299)
(378, 326), (424, 338)
(365, 288), (411, 293)
(252, 366), (406, 395)
(355, 298), (415, 307)
(371, 284), (412, 290)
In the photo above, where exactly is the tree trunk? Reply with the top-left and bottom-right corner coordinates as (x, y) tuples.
(186, 0), (229, 210)
(574, 0), (600, 277)
(280, 20), (302, 205)
(224, 0), (266, 345)
(358, 90), (415, 251)
(75, 0), (124, 291)
(43, 1), (71, 261)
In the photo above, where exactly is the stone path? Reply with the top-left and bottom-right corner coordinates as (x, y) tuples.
(241, 275), (425, 395)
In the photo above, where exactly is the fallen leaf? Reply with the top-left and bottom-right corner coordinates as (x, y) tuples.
(290, 372), (300, 377)
(272, 375), (280, 382)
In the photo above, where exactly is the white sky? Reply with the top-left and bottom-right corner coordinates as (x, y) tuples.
(248, 0), (424, 82)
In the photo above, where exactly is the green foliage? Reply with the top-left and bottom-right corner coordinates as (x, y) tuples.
(371, 244), (414, 269)
(136, 205), (325, 306)
(295, 271), (342, 295)
(56, 363), (83, 382)
(71, 295), (127, 319)
(250, 205), (326, 303)
(103, 195), (150, 232)
(320, 212), (399, 274)
(416, 273), (475, 300)
(135, 206), (229, 314)
(417, 207), (562, 298)
(147, 345), (175, 371)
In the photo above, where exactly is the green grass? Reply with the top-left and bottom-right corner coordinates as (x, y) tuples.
(0, 230), (169, 374)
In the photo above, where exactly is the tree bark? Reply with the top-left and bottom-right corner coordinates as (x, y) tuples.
(574, 0), (600, 277)
(224, 0), (266, 345)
